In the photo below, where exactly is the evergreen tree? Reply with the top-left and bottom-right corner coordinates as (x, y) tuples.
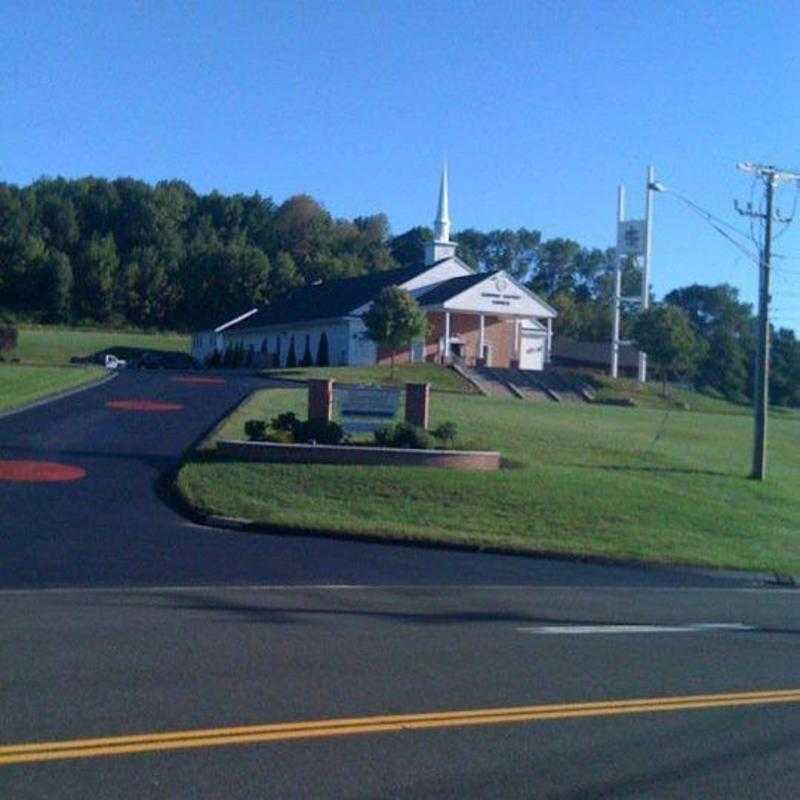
(286, 336), (297, 367)
(316, 331), (330, 366)
(300, 334), (313, 366)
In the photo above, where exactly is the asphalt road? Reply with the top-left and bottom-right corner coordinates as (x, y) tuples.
(2, 371), (798, 798)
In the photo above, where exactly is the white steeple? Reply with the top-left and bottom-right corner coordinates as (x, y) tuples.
(424, 163), (457, 266)
(433, 162), (450, 242)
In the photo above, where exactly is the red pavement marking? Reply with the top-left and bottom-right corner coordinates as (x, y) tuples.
(171, 376), (226, 385)
(106, 400), (184, 412)
(0, 460), (86, 482)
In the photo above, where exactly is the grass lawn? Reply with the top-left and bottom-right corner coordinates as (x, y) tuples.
(176, 387), (800, 573)
(0, 365), (105, 412)
(11, 326), (189, 366)
(262, 364), (475, 393)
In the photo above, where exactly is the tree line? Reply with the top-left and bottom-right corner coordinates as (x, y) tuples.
(1, 176), (799, 405)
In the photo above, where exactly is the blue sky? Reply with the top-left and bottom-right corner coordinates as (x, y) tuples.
(4, 1), (800, 328)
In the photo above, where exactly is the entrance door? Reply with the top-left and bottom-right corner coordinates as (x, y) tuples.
(519, 334), (545, 371)
(481, 344), (492, 367)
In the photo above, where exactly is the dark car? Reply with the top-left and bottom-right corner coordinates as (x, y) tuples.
(135, 353), (164, 369)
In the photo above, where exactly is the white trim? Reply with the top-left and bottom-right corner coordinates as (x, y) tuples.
(214, 308), (259, 333)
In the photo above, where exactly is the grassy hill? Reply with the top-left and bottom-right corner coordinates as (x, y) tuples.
(0, 325), (190, 413)
(10, 325), (189, 366)
(0, 365), (106, 413)
(176, 387), (800, 574)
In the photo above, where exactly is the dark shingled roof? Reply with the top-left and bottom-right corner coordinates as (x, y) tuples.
(415, 271), (497, 306)
(227, 262), (446, 331)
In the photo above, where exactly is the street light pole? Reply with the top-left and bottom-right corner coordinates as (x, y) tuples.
(611, 185), (624, 379)
(639, 165), (656, 383)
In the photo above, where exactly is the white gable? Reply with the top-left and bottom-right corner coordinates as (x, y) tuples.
(402, 257), (472, 293)
(350, 257), (472, 315)
(440, 271), (557, 319)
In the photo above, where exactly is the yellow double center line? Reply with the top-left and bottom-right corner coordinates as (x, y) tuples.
(3, 689), (800, 765)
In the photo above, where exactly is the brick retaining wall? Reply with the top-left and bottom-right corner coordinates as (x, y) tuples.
(217, 439), (501, 471)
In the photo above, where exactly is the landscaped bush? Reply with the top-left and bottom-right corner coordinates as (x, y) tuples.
(373, 422), (434, 450)
(302, 418), (344, 445)
(244, 420), (268, 441)
(432, 421), (458, 448)
(271, 412), (303, 438)
(266, 412), (344, 444)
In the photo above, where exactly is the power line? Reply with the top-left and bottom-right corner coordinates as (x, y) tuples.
(665, 189), (758, 261)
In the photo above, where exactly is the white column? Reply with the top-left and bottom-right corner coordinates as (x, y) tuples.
(444, 311), (451, 363)
(546, 318), (552, 364)
(513, 319), (520, 365)
(639, 165), (655, 383)
(479, 314), (485, 363)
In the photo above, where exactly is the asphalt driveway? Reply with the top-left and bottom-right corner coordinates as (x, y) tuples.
(0, 370), (755, 590)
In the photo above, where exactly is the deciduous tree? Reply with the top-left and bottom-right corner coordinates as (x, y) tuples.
(362, 286), (428, 375)
(631, 305), (704, 397)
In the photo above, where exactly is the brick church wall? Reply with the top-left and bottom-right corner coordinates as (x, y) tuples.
(376, 311), (517, 367)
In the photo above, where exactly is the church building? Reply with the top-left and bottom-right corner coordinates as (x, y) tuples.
(191, 168), (557, 371)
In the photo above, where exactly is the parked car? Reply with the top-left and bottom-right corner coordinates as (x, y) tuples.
(104, 354), (127, 370)
(135, 353), (164, 369)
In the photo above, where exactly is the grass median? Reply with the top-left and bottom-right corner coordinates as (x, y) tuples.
(175, 386), (800, 573)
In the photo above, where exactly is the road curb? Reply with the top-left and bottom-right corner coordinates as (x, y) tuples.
(0, 370), (119, 421)
(176, 503), (789, 588)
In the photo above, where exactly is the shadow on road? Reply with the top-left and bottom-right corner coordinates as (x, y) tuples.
(96, 591), (798, 633)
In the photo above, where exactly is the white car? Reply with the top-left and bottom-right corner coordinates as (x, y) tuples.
(104, 354), (127, 370)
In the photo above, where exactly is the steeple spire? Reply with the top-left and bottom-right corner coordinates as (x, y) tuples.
(423, 163), (457, 266)
(433, 162), (450, 242)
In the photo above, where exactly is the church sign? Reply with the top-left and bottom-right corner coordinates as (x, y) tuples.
(617, 220), (646, 256)
(335, 386), (401, 433)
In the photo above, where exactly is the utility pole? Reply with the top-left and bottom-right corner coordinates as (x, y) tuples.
(735, 162), (800, 480)
(611, 185), (624, 379)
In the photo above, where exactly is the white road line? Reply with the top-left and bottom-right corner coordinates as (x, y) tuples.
(518, 623), (756, 635)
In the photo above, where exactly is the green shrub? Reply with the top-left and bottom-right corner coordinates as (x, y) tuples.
(244, 420), (268, 441)
(301, 418), (344, 445)
(432, 421), (458, 448)
(271, 412), (303, 438)
(373, 424), (395, 446)
(373, 422), (433, 450)
(393, 422), (434, 450)
(267, 412), (344, 445)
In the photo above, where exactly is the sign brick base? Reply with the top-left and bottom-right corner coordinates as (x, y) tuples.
(405, 383), (430, 430)
(308, 379), (333, 422)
